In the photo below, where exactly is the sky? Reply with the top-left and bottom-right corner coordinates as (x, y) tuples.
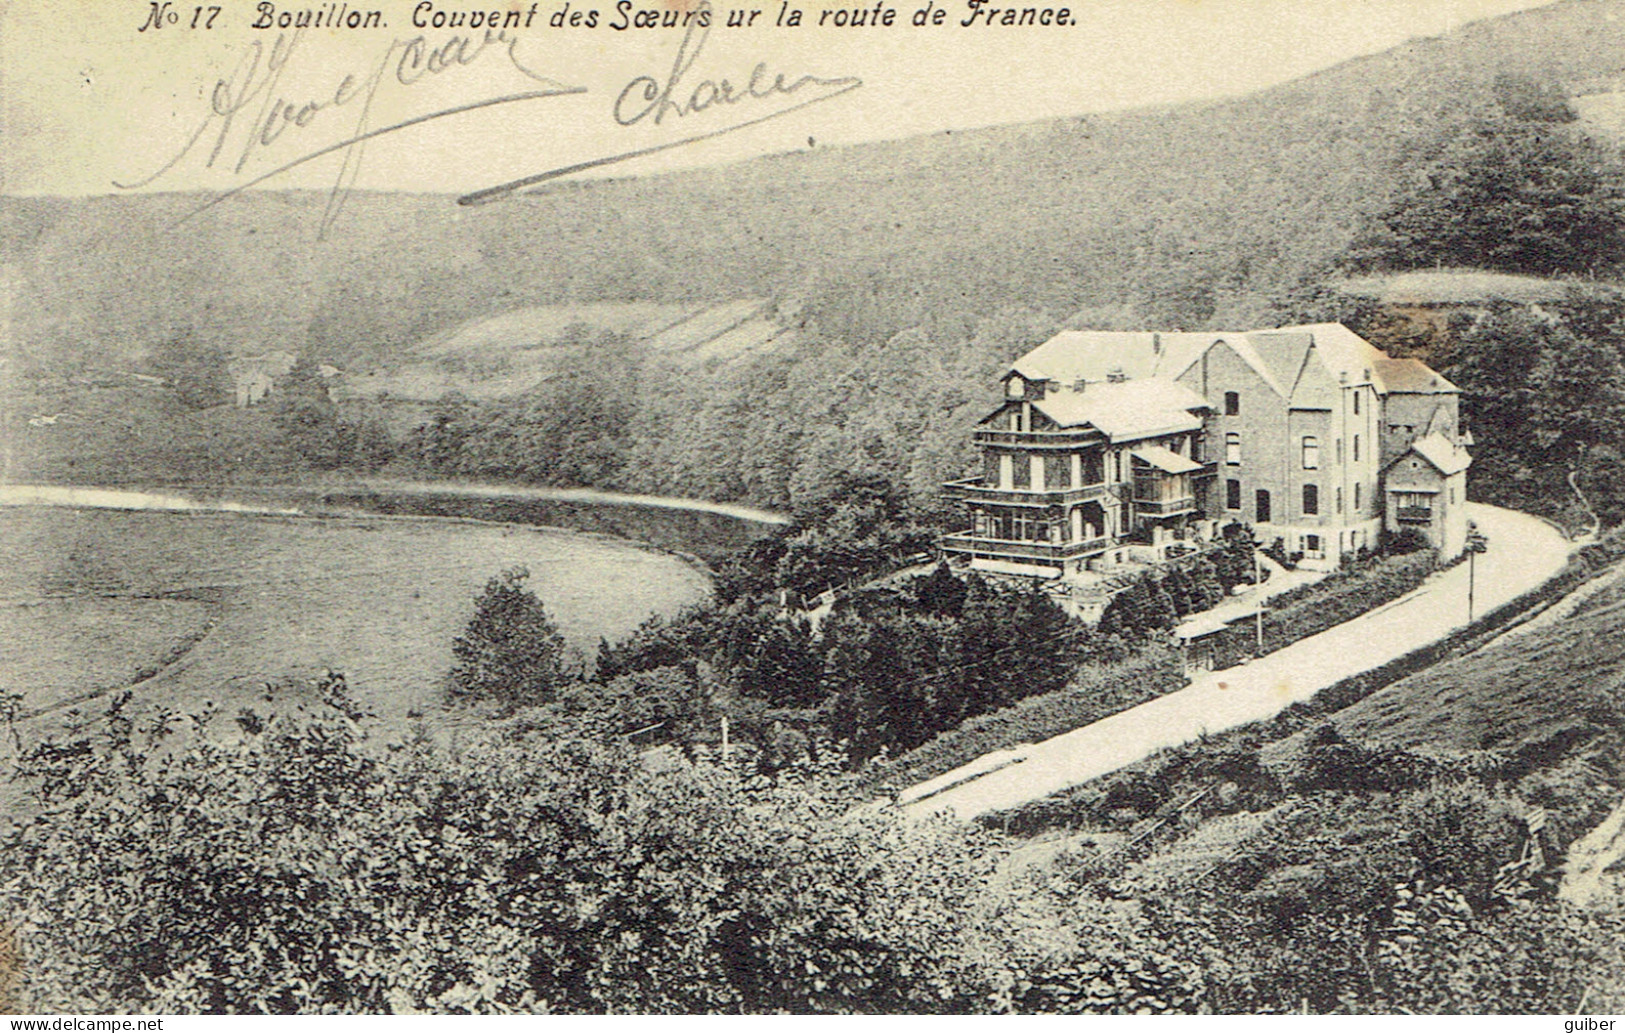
(0, 0), (1562, 196)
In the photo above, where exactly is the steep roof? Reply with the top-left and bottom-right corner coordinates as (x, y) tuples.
(1007, 324), (1455, 416)
(1374, 357), (1460, 394)
(1207, 334), (1291, 397)
(1012, 331), (1213, 385)
(1399, 433), (1472, 477)
(1031, 378), (1208, 442)
(1244, 331), (1315, 398)
(1269, 323), (1387, 390)
(1014, 323), (1415, 398)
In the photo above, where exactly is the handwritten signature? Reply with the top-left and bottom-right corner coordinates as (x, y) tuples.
(117, 27), (583, 237)
(118, 4), (861, 232)
(460, 2), (863, 205)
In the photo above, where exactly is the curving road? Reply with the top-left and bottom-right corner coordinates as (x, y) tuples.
(902, 504), (1573, 821)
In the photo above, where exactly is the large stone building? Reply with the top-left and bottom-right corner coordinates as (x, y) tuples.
(942, 323), (1472, 577)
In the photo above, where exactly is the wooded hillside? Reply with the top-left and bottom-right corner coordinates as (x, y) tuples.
(9, 0), (1625, 511)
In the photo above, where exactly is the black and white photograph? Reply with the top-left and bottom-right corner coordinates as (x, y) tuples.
(3, 0), (1625, 1016)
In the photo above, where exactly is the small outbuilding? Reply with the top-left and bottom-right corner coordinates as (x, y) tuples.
(1383, 429), (1472, 560)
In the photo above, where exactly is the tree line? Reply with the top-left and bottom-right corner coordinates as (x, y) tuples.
(443, 478), (1272, 770)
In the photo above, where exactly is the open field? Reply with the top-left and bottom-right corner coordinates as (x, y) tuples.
(0, 506), (711, 743)
(0, 597), (211, 712)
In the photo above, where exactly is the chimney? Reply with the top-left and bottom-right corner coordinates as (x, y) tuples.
(1153, 332), (1162, 355)
(1107, 367), (1127, 384)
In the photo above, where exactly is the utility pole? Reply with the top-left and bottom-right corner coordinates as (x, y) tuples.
(1466, 523), (1489, 623)
(1254, 546), (1265, 653)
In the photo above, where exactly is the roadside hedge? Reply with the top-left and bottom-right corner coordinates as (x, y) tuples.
(874, 552), (1438, 795)
(987, 527), (1625, 836)
(866, 643), (1184, 795)
(1254, 527), (1625, 740)
(1208, 551), (1440, 669)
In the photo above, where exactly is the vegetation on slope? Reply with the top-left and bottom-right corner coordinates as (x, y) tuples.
(11, 543), (1625, 1012)
(11, 2), (1625, 520)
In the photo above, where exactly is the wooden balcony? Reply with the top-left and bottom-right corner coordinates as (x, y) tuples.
(940, 532), (1115, 562)
(1190, 459), (1220, 480)
(942, 478), (1111, 507)
(972, 428), (1106, 450)
(1134, 495), (1199, 517)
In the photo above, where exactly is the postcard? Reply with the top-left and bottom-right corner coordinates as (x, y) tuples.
(4, 0), (1625, 1016)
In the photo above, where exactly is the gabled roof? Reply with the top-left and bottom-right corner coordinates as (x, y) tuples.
(1030, 378), (1208, 442)
(1207, 335), (1290, 397)
(1374, 357), (1459, 394)
(1013, 323), (1415, 399)
(1396, 433), (1472, 477)
(1425, 404), (1454, 437)
(1269, 323), (1388, 391)
(1012, 331), (1213, 386)
(1006, 323), (1456, 417)
(1244, 331), (1315, 398)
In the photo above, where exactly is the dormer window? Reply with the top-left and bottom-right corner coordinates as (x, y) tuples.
(1006, 377), (1026, 399)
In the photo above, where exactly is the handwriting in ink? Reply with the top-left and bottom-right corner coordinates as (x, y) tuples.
(459, 0), (861, 205)
(115, 28), (585, 238)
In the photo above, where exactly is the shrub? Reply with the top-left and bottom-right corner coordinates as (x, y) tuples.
(870, 643), (1184, 793)
(448, 565), (569, 708)
(0, 699), (1004, 1014)
(1209, 551), (1437, 667)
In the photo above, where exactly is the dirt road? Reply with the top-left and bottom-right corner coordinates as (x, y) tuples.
(903, 504), (1572, 821)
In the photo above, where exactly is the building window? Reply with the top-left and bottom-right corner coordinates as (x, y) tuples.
(1336, 439), (1343, 464)
(1303, 483), (1319, 515)
(1302, 436), (1319, 469)
(1353, 435), (1361, 463)
(1226, 479), (1241, 510)
(1354, 483), (1363, 510)
(1256, 489), (1272, 524)
(1224, 391), (1239, 416)
(1225, 432), (1241, 465)
(1336, 486), (1343, 514)
(1450, 487), (1456, 505)
(1353, 391), (1361, 416)
(1304, 534), (1322, 556)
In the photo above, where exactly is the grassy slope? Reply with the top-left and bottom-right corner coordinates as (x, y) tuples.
(1332, 569), (1625, 753)
(965, 557), (1625, 1011)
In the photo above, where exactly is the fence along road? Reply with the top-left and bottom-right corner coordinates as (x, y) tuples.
(901, 503), (1572, 822)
